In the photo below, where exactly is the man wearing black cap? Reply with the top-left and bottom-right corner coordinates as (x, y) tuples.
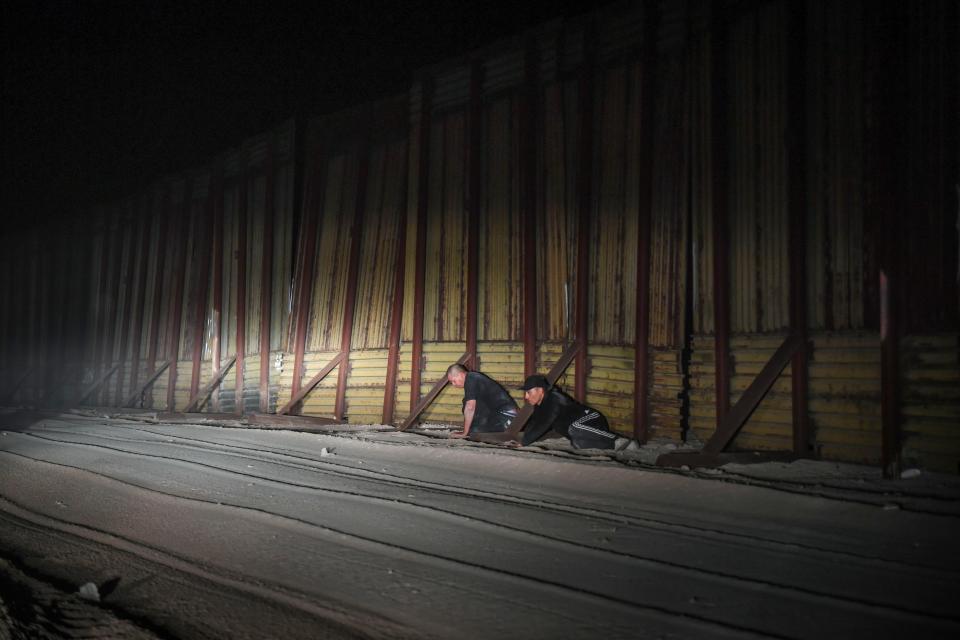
(519, 374), (618, 449)
(446, 363), (518, 439)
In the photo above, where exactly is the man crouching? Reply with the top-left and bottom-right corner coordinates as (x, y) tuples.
(519, 374), (618, 449)
(446, 363), (518, 439)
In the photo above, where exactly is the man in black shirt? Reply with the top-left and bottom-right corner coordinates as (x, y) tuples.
(446, 363), (518, 438)
(519, 374), (618, 449)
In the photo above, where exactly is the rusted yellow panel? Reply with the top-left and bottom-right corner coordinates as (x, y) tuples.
(900, 333), (960, 472)
(421, 113), (468, 342)
(353, 140), (408, 350)
(538, 80), (578, 342)
(479, 97), (522, 341)
(308, 153), (356, 351)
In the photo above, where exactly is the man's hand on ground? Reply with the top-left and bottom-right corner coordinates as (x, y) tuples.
(449, 430), (469, 439)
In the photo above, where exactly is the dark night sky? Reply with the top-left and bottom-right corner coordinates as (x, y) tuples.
(1, 0), (602, 232)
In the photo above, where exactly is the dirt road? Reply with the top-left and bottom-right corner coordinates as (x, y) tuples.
(1, 413), (958, 639)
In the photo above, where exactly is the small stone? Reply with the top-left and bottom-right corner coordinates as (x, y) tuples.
(882, 503), (900, 511)
(77, 582), (100, 602)
(680, 465), (691, 472)
(900, 468), (921, 479)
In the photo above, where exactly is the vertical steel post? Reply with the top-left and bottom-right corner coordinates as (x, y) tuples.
(144, 188), (172, 408)
(127, 193), (155, 406)
(166, 179), (192, 412)
(410, 79), (433, 411)
(873, 3), (906, 478)
(711, 5), (732, 426)
(234, 169), (249, 414)
(89, 209), (113, 405)
(574, 19), (597, 402)
(259, 143), (276, 412)
(787, 0), (811, 456)
(188, 179), (216, 408)
(382, 134), (411, 425)
(880, 270), (900, 476)
(99, 207), (125, 406)
(210, 163), (225, 411)
(335, 140), (370, 421)
(289, 144), (324, 415)
(634, 0), (658, 443)
(466, 61), (483, 368)
(113, 201), (144, 405)
(521, 38), (540, 379)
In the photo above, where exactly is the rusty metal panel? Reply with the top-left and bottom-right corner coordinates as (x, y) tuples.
(806, 0), (866, 331)
(307, 150), (358, 350)
(242, 171), (267, 355)
(901, 334), (960, 473)
(689, 16), (714, 335)
(537, 79), (579, 342)
(433, 66), (471, 112)
(649, 44), (690, 347)
(218, 172), (242, 360)
(479, 95), (522, 341)
(353, 139), (409, 350)
(689, 331), (886, 461)
(422, 111), (468, 342)
(591, 64), (639, 346)
(727, 2), (790, 335)
(269, 157), (296, 352)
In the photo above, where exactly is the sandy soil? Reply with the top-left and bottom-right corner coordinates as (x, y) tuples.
(1, 410), (959, 639)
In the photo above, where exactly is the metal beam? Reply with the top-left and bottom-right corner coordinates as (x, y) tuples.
(100, 207), (126, 406)
(633, 0), (658, 444)
(112, 202), (140, 406)
(126, 193), (155, 409)
(381, 128), (412, 425)
(144, 188), (172, 409)
(189, 180), (216, 406)
(409, 79), (433, 413)
(499, 341), (582, 440)
(521, 37), (539, 379)
(334, 141), (370, 421)
(711, 4), (732, 427)
(880, 271), (900, 477)
(787, 0), (811, 456)
(210, 163), (225, 412)
(701, 334), (805, 454)
(234, 169), (249, 414)
(574, 19), (596, 402)
(122, 360), (170, 408)
(258, 143), (276, 412)
(90, 209), (116, 406)
(166, 179), (193, 411)
(289, 146), (324, 416)
(398, 352), (470, 431)
(76, 364), (120, 406)
(277, 351), (346, 416)
(183, 355), (237, 413)
(2, 369), (32, 406)
(466, 61), (482, 368)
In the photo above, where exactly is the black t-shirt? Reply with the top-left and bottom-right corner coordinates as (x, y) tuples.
(521, 386), (590, 445)
(463, 371), (517, 414)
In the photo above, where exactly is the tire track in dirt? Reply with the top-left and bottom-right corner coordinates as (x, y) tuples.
(0, 456), (775, 640)
(27, 426), (960, 576)
(4, 430), (960, 638)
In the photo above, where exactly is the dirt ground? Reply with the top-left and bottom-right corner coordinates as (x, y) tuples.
(2, 409), (959, 639)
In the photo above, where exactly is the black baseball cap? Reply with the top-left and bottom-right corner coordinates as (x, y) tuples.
(520, 374), (549, 391)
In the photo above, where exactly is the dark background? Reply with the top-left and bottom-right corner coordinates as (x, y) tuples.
(1, 0), (601, 232)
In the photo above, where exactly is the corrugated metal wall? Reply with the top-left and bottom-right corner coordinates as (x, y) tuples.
(1, 0), (957, 472)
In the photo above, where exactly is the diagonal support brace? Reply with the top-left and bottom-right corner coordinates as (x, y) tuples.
(278, 351), (346, 416)
(398, 352), (471, 431)
(183, 355), (238, 414)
